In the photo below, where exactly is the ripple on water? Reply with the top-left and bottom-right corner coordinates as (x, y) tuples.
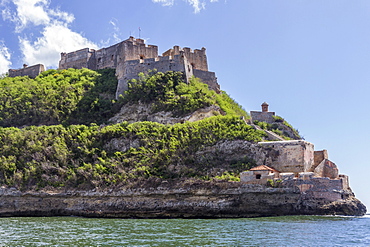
(0, 216), (369, 246)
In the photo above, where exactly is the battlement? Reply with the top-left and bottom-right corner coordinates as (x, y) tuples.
(162, 46), (208, 71)
(125, 36), (158, 50)
(8, 64), (45, 78)
(58, 37), (219, 98)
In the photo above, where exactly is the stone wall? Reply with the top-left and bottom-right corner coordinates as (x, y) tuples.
(163, 46), (208, 71)
(314, 150), (328, 168)
(193, 69), (219, 93)
(58, 37), (219, 99)
(250, 111), (276, 123)
(314, 159), (339, 179)
(115, 53), (194, 97)
(258, 140), (315, 173)
(59, 48), (94, 70)
(8, 64), (45, 78)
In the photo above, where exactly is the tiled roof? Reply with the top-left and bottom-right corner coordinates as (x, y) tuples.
(250, 165), (280, 173)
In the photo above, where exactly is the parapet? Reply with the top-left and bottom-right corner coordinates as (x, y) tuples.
(8, 64), (45, 78)
(250, 102), (276, 123)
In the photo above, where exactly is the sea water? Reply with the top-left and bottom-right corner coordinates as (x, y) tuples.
(0, 215), (369, 246)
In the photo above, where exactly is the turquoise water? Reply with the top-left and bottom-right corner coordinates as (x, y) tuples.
(0, 215), (369, 246)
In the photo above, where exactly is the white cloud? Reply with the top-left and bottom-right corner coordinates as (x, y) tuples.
(0, 41), (12, 74)
(152, 0), (218, 13)
(152, 0), (174, 7)
(12, 0), (50, 32)
(19, 23), (98, 67)
(2, 0), (98, 68)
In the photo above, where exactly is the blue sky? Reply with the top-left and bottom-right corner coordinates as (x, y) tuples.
(1, 0), (370, 209)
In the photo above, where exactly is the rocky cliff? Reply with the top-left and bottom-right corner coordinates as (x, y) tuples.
(0, 180), (365, 218)
(0, 69), (366, 218)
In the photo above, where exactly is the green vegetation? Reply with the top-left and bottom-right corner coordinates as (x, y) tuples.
(267, 179), (282, 188)
(0, 68), (266, 189)
(254, 116), (301, 140)
(0, 68), (118, 127)
(122, 71), (249, 118)
(0, 69), (248, 128)
(272, 115), (301, 139)
(0, 116), (265, 190)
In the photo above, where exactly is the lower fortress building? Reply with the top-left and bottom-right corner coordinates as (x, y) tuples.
(58, 36), (219, 98)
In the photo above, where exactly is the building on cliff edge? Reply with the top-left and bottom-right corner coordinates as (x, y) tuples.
(58, 36), (220, 98)
(8, 64), (45, 79)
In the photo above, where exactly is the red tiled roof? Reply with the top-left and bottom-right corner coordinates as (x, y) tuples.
(250, 165), (280, 173)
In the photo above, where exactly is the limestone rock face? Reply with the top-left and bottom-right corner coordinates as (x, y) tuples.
(0, 182), (366, 218)
(109, 103), (223, 125)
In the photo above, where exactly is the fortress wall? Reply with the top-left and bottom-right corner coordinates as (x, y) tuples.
(56, 37), (219, 98)
(162, 46), (181, 57)
(281, 176), (345, 201)
(314, 159), (339, 179)
(258, 140), (315, 173)
(95, 43), (120, 70)
(59, 48), (92, 70)
(193, 69), (219, 92)
(183, 47), (208, 71)
(163, 46), (208, 71)
(339, 174), (350, 190)
(8, 64), (45, 78)
(123, 40), (158, 61)
(314, 150), (328, 168)
(250, 111), (276, 123)
(115, 55), (190, 98)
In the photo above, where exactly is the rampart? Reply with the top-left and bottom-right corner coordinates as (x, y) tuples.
(58, 37), (219, 99)
(259, 140), (315, 173)
(8, 64), (45, 78)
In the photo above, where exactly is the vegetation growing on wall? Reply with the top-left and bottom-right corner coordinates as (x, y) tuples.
(0, 116), (265, 190)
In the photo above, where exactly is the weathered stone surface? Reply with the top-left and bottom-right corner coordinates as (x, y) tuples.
(58, 36), (220, 98)
(0, 181), (365, 218)
(8, 64), (45, 78)
(108, 103), (223, 125)
(258, 140), (315, 173)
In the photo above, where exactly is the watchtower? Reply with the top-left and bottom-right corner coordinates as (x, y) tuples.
(250, 102), (276, 123)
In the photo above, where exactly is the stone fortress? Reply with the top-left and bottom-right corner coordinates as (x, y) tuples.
(5, 37), (366, 215)
(8, 64), (45, 78)
(242, 102), (351, 202)
(9, 36), (219, 98)
(59, 36), (219, 98)
(7, 38), (354, 203)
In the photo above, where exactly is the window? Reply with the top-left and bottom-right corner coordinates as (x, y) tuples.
(256, 174), (261, 179)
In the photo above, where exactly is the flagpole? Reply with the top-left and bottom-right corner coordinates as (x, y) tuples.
(139, 27), (141, 39)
